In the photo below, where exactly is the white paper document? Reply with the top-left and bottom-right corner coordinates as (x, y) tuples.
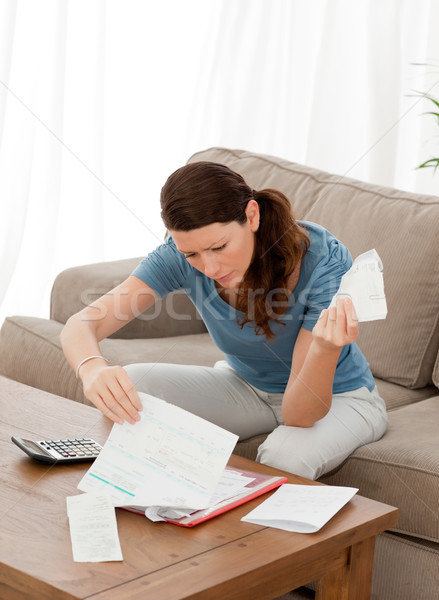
(241, 484), (358, 533)
(330, 248), (387, 321)
(144, 469), (255, 522)
(66, 491), (123, 562)
(78, 393), (238, 510)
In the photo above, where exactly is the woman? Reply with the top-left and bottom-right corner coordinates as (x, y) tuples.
(61, 161), (388, 479)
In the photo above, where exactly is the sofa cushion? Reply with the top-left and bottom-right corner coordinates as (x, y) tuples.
(374, 378), (438, 412)
(319, 396), (439, 543)
(0, 317), (84, 403)
(303, 181), (439, 390)
(189, 148), (439, 389)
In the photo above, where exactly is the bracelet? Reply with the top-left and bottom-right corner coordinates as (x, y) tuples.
(75, 355), (110, 380)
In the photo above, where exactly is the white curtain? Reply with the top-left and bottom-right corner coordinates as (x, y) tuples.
(1, 0), (438, 323)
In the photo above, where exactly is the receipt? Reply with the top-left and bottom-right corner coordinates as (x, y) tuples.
(330, 249), (387, 321)
(66, 491), (123, 562)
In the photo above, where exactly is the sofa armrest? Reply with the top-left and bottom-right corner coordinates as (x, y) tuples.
(50, 258), (207, 339)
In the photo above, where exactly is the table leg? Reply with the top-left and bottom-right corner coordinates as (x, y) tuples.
(315, 536), (376, 600)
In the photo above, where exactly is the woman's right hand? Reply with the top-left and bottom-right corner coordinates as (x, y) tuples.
(60, 276), (159, 425)
(80, 362), (143, 425)
(60, 275), (158, 424)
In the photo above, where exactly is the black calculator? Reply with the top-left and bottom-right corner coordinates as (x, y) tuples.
(11, 436), (102, 464)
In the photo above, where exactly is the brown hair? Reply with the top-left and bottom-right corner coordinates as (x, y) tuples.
(160, 161), (310, 339)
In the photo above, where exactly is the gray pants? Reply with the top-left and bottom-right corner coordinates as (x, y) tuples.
(124, 360), (388, 480)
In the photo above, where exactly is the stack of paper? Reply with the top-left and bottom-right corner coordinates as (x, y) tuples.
(145, 469), (255, 522)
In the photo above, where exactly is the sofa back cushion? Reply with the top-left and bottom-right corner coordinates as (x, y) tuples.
(50, 258), (208, 339)
(188, 148), (439, 388)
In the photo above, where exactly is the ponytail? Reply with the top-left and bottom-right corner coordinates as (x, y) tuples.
(237, 188), (310, 339)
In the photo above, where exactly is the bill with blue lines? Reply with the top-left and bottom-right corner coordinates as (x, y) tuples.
(77, 392), (238, 510)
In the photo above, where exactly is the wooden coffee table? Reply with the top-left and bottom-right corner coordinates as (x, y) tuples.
(0, 377), (397, 600)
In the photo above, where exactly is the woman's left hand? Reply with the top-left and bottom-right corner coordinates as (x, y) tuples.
(312, 297), (359, 352)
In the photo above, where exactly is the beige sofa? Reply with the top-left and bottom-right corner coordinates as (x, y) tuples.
(1, 147), (438, 599)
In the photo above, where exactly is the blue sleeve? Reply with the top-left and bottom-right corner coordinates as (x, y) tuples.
(130, 236), (191, 298)
(301, 237), (353, 331)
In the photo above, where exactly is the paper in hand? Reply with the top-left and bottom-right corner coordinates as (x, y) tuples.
(77, 393), (239, 510)
(330, 249), (387, 321)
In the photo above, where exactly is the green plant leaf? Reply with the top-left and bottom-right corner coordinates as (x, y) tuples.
(410, 62), (439, 67)
(408, 90), (439, 106)
(424, 96), (439, 109)
(417, 158), (439, 172)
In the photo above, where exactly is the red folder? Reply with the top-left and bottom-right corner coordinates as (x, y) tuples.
(122, 466), (287, 527)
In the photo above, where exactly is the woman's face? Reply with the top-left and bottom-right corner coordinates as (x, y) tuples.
(170, 200), (260, 290)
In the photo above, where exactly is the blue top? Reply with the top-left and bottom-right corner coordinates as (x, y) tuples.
(131, 222), (375, 394)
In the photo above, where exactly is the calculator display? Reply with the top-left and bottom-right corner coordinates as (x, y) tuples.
(24, 440), (51, 454)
